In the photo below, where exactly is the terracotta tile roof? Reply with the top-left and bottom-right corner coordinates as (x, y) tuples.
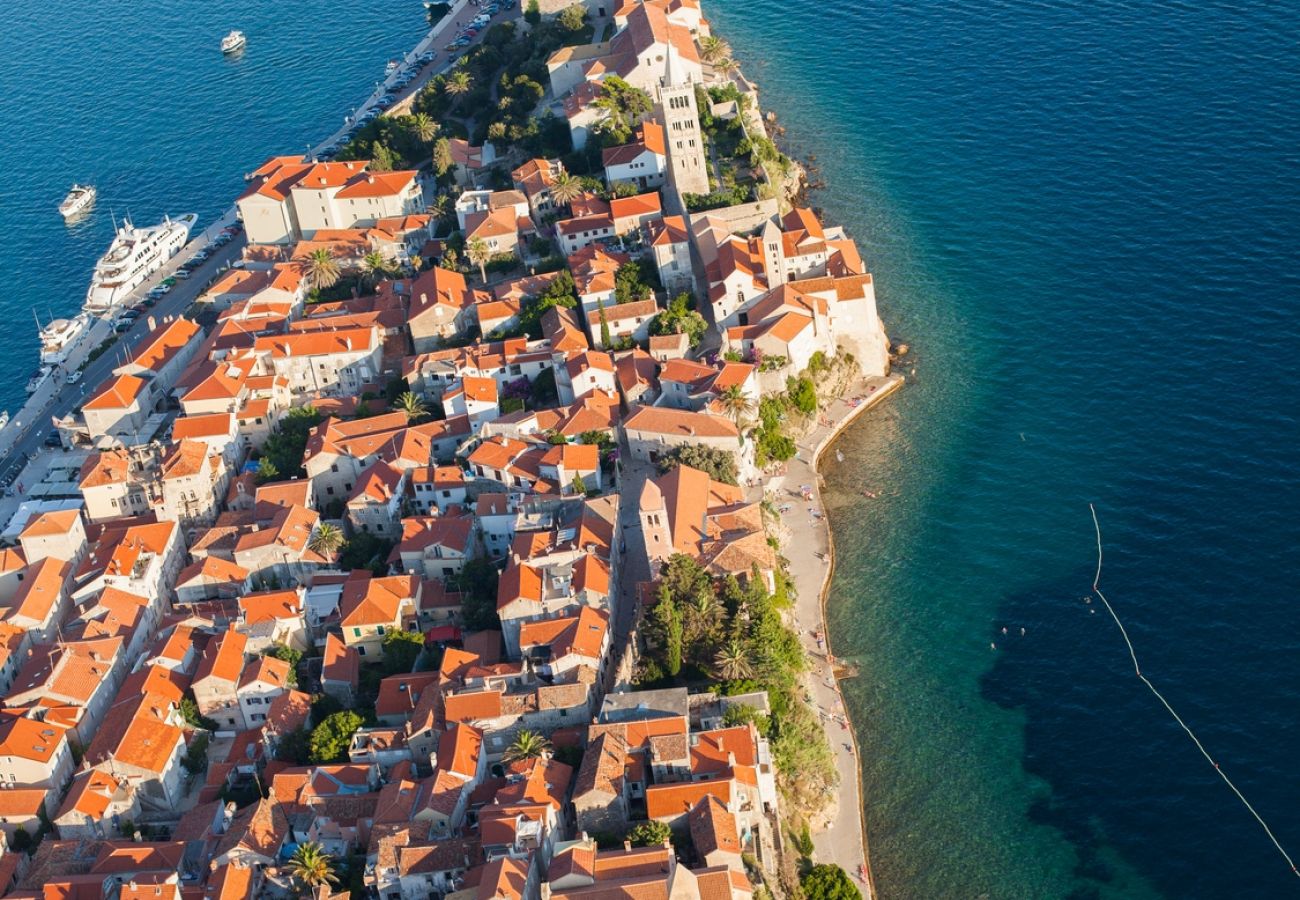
(254, 326), (375, 359)
(496, 561), (544, 611)
(518, 606), (608, 661)
(239, 654), (290, 690)
(56, 769), (124, 822)
(82, 374), (146, 411)
(609, 192), (663, 222)
(124, 317), (201, 373)
(195, 629), (248, 686)
(177, 555), (250, 588)
(5, 556), (71, 625)
(585, 298), (658, 328)
(0, 715), (69, 764)
(375, 672), (440, 720)
(321, 633), (359, 688)
(171, 412), (235, 440)
(443, 687), (504, 726)
(435, 723), (484, 779)
(335, 169), (418, 199)
(19, 509), (81, 539)
(689, 794), (741, 858)
(645, 779), (732, 821)
(623, 405), (739, 438)
(339, 574), (417, 628)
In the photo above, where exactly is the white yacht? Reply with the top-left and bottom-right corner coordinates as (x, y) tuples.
(39, 314), (95, 366)
(221, 30), (246, 53)
(84, 213), (197, 311)
(59, 184), (97, 219)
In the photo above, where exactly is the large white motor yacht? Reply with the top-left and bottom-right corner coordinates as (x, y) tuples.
(84, 213), (197, 311)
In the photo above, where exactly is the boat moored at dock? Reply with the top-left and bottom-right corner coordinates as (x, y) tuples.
(84, 213), (197, 311)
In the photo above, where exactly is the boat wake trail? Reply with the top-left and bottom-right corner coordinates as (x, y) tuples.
(1088, 504), (1299, 879)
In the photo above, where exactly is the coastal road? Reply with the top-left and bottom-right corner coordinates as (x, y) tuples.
(0, 231), (244, 487)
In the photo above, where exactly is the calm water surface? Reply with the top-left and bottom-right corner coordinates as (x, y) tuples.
(0, 0), (426, 411)
(707, 0), (1300, 897)
(6, 0), (1300, 897)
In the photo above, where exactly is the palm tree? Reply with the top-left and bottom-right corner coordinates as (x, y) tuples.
(361, 251), (392, 290)
(714, 638), (754, 681)
(699, 36), (732, 65)
(306, 248), (341, 290)
(717, 385), (755, 425)
(504, 729), (552, 763)
(394, 391), (429, 422)
(466, 237), (491, 283)
(288, 841), (339, 893)
(445, 70), (472, 100)
(308, 523), (345, 558)
(715, 57), (739, 79)
(549, 171), (584, 208)
(410, 111), (438, 143)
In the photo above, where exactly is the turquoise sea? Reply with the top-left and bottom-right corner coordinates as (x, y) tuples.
(6, 1), (1300, 897)
(704, 0), (1300, 897)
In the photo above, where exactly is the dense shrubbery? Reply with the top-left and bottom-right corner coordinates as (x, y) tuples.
(258, 406), (322, 481)
(649, 293), (707, 348)
(655, 444), (738, 486)
(636, 556), (836, 814)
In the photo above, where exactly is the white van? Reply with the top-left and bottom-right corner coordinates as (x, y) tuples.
(472, 14), (490, 27)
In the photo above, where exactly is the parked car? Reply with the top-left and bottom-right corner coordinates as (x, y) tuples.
(115, 321), (133, 332)
(44, 431), (62, 447)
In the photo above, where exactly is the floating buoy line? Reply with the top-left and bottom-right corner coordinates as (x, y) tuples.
(1089, 503), (1299, 879)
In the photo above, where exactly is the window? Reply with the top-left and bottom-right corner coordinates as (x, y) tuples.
(353, 628), (362, 637)
(377, 625), (385, 635)
(357, 646), (366, 656)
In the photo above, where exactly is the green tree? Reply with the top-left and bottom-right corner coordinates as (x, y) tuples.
(394, 391), (429, 422)
(557, 3), (587, 32)
(276, 726), (312, 765)
(453, 558), (502, 632)
(650, 589), (683, 677)
(656, 444), (739, 486)
(410, 111), (439, 143)
(613, 260), (653, 304)
(361, 251), (393, 290)
(310, 711), (364, 763)
(716, 384), (755, 426)
(571, 473), (588, 496)
(649, 292), (707, 348)
(446, 70), (473, 101)
(337, 532), (396, 577)
(714, 638), (753, 680)
(182, 733), (210, 775)
(503, 729), (552, 763)
(801, 865), (858, 900)
(180, 695), (219, 730)
(383, 629), (426, 675)
(627, 820), (672, 847)
(467, 237), (491, 282)
(433, 137), (455, 177)
(787, 375), (818, 414)
(260, 405), (323, 479)
(306, 248), (342, 290)
(525, 0), (541, 24)
(255, 457), (279, 484)
(10, 826), (33, 854)
(597, 300), (612, 348)
(289, 842), (341, 893)
(722, 702), (771, 737)
(308, 522), (345, 558)
(698, 36), (732, 65)
(549, 171), (584, 207)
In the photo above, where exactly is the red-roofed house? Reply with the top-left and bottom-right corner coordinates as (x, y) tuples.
(603, 120), (668, 190)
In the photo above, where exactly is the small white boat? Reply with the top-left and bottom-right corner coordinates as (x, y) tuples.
(385, 59), (400, 75)
(221, 30), (246, 54)
(0, 411), (9, 430)
(59, 184), (96, 219)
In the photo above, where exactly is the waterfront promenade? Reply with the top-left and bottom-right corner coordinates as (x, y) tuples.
(762, 373), (904, 899)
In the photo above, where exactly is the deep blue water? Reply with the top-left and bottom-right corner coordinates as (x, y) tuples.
(0, 1), (427, 412)
(705, 0), (1300, 897)
(6, 0), (1300, 896)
